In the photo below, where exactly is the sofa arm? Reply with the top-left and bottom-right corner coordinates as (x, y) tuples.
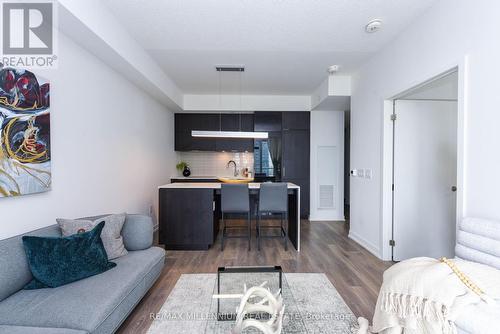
(122, 214), (154, 250)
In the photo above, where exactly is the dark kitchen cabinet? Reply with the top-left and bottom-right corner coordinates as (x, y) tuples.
(176, 131), (217, 151)
(282, 112), (310, 130)
(176, 113), (220, 130)
(215, 114), (254, 152)
(175, 113), (254, 152)
(175, 113), (218, 151)
(281, 112), (310, 218)
(159, 188), (218, 250)
(218, 113), (253, 132)
(254, 112), (282, 132)
(252, 111), (310, 217)
(282, 129), (309, 179)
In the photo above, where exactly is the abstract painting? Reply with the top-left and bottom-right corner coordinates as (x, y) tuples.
(0, 65), (51, 197)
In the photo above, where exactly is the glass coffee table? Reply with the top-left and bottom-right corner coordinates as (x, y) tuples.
(204, 266), (308, 333)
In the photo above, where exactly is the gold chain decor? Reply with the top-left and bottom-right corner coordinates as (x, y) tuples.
(440, 257), (484, 296)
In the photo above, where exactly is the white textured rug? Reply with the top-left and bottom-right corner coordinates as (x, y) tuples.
(148, 273), (358, 334)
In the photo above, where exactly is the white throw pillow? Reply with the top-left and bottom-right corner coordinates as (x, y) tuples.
(57, 213), (128, 260)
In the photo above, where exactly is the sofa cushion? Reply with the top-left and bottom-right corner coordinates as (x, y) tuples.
(22, 222), (116, 289)
(0, 225), (61, 302)
(58, 213), (128, 260)
(78, 214), (154, 251)
(455, 299), (500, 334)
(0, 247), (165, 333)
(92, 250), (164, 334)
(122, 214), (154, 250)
(0, 325), (87, 334)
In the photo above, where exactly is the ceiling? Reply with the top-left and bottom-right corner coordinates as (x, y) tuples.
(102, 0), (437, 95)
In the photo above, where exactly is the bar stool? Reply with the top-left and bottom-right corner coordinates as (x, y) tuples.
(221, 184), (251, 251)
(257, 183), (288, 251)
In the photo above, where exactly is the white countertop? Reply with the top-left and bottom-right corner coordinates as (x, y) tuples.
(170, 176), (218, 179)
(159, 182), (300, 189)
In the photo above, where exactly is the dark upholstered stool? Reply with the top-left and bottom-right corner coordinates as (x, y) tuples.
(257, 183), (288, 251)
(221, 184), (251, 251)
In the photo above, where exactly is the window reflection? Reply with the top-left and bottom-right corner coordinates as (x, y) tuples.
(254, 136), (281, 181)
(254, 140), (274, 177)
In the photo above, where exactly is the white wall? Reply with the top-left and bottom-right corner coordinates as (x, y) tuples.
(349, 0), (500, 258)
(310, 110), (344, 221)
(0, 33), (176, 239)
(311, 75), (351, 110)
(58, 0), (183, 110)
(183, 94), (311, 111)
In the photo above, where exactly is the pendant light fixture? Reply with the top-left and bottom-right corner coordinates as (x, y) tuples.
(191, 129), (268, 139)
(191, 66), (268, 140)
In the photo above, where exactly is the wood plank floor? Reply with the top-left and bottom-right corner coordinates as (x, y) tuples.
(117, 220), (393, 333)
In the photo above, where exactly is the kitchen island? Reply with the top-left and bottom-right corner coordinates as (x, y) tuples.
(158, 182), (301, 251)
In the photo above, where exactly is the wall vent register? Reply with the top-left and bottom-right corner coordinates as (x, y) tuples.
(319, 185), (335, 208)
(317, 146), (338, 210)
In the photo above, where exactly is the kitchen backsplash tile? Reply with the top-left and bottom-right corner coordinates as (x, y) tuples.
(177, 152), (254, 177)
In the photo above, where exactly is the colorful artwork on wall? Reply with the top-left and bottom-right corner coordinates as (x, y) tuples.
(0, 65), (51, 197)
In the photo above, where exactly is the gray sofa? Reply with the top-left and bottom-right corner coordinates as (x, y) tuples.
(0, 214), (165, 334)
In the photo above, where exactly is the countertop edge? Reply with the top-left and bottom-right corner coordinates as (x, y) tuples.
(158, 182), (300, 189)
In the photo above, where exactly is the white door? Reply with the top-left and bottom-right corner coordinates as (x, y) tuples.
(393, 100), (457, 261)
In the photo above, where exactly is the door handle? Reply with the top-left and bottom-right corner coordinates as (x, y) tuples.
(451, 186), (457, 192)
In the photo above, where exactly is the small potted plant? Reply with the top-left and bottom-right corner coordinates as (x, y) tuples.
(176, 161), (191, 177)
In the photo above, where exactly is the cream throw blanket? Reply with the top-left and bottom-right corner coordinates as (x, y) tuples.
(357, 257), (500, 334)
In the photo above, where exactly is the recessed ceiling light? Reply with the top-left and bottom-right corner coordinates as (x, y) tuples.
(365, 19), (382, 33)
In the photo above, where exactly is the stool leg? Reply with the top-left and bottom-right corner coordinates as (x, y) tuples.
(221, 213), (225, 251)
(283, 212), (288, 251)
(247, 211), (251, 251)
(257, 212), (261, 251)
(280, 213), (284, 237)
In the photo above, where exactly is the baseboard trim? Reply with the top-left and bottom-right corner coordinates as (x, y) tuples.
(309, 213), (345, 222)
(309, 217), (346, 222)
(348, 231), (381, 259)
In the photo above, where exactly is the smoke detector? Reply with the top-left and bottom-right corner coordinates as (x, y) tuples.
(365, 19), (382, 33)
(327, 65), (340, 74)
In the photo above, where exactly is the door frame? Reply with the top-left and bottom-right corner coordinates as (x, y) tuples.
(380, 57), (468, 261)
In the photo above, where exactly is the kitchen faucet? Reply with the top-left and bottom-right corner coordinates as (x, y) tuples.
(227, 160), (238, 177)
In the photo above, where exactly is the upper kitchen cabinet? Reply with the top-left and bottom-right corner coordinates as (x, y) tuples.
(254, 112), (282, 132)
(215, 114), (254, 152)
(219, 113), (254, 132)
(174, 113), (254, 152)
(176, 113), (220, 131)
(282, 112), (310, 130)
(175, 113), (218, 151)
